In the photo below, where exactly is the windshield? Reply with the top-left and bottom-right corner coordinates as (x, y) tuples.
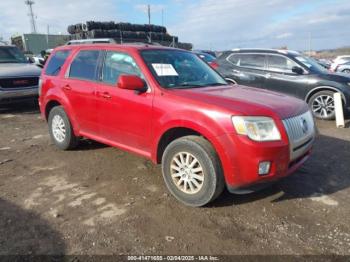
(0, 47), (28, 63)
(295, 55), (327, 73)
(140, 49), (226, 89)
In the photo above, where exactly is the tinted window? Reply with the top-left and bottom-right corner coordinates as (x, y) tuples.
(45, 50), (71, 76)
(267, 55), (298, 73)
(141, 50), (226, 89)
(228, 54), (265, 69)
(102, 51), (142, 84)
(69, 50), (100, 80)
(0, 47), (27, 63)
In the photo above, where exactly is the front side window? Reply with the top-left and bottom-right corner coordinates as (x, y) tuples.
(228, 54), (265, 69)
(69, 50), (100, 81)
(0, 47), (27, 63)
(45, 50), (71, 76)
(102, 51), (142, 85)
(141, 49), (226, 89)
(267, 55), (299, 73)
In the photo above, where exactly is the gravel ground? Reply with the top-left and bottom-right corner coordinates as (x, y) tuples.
(0, 103), (349, 256)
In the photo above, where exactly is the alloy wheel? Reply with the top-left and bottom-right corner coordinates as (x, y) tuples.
(170, 152), (204, 194)
(311, 94), (335, 118)
(51, 115), (66, 143)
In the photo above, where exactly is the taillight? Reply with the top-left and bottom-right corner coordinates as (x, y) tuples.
(38, 77), (42, 97)
(210, 61), (219, 70)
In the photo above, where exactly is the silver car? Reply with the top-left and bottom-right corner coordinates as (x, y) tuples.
(335, 61), (350, 74)
(0, 45), (41, 104)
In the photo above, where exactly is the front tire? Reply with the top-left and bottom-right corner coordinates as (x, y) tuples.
(308, 90), (336, 120)
(48, 106), (78, 150)
(161, 136), (224, 207)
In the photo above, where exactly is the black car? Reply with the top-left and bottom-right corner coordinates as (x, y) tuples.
(215, 48), (350, 120)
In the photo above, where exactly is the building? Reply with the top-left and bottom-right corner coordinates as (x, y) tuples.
(11, 33), (70, 55)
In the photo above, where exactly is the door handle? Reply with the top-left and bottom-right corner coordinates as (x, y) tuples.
(100, 92), (112, 99)
(265, 73), (271, 79)
(62, 84), (72, 91)
(232, 69), (240, 73)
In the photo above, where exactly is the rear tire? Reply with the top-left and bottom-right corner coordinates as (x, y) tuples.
(342, 69), (350, 74)
(161, 136), (224, 207)
(48, 106), (78, 150)
(308, 90), (336, 120)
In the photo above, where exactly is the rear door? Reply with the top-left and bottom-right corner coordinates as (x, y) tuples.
(225, 53), (266, 88)
(95, 50), (153, 154)
(264, 54), (309, 98)
(62, 49), (102, 135)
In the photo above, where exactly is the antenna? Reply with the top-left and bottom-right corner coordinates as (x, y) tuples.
(25, 0), (37, 33)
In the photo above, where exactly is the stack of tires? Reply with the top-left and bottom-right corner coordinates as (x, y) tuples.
(67, 21), (192, 50)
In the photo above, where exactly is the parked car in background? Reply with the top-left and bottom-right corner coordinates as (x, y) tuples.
(193, 51), (216, 67)
(0, 44), (41, 104)
(39, 44), (315, 206)
(330, 55), (350, 72)
(313, 58), (331, 70)
(193, 50), (216, 58)
(215, 48), (350, 120)
(335, 61), (350, 74)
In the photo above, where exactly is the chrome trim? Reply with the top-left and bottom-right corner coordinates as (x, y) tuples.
(282, 111), (316, 161)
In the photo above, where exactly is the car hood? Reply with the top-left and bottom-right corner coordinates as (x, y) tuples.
(318, 71), (350, 83)
(0, 63), (41, 78)
(170, 85), (308, 120)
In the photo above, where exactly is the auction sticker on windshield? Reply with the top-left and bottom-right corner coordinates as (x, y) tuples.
(152, 63), (178, 76)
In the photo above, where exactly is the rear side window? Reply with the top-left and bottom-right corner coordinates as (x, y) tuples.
(69, 50), (100, 81)
(228, 54), (265, 69)
(45, 50), (71, 76)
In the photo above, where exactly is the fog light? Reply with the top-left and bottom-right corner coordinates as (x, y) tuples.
(258, 161), (271, 176)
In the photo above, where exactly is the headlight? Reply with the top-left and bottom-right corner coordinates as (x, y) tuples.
(232, 116), (281, 141)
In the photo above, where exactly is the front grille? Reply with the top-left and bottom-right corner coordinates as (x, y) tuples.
(0, 77), (39, 89)
(283, 111), (315, 161)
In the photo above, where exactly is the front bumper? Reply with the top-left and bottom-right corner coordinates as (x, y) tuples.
(0, 86), (38, 104)
(217, 112), (315, 192)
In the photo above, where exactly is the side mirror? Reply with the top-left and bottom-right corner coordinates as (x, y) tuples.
(117, 75), (147, 93)
(292, 66), (303, 75)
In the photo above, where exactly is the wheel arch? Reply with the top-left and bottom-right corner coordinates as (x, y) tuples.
(305, 86), (346, 105)
(45, 100), (61, 120)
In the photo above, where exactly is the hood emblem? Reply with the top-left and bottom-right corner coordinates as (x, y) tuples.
(301, 117), (308, 134)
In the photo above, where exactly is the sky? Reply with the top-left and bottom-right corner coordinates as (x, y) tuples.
(0, 0), (349, 51)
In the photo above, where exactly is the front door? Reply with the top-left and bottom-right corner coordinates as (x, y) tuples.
(95, 51), (153, 155)
(264, 54), (309, 99)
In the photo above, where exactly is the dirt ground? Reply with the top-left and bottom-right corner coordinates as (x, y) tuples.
(0, 102), (350, 256)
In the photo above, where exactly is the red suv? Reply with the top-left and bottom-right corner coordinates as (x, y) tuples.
(39, 44), (316, 206)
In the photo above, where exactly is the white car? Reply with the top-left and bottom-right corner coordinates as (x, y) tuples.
(330, 55), (350, 71)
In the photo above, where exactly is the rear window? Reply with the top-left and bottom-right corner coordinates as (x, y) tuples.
(45, 50), (71, 76)
(69, 50), (100, 81)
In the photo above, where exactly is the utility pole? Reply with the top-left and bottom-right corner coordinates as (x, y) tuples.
(46, 25), (50, 48)
(25, 0), (37, 33)
(148, 4), (151, 25)
(308, 32), (312, 55)
(147, 4), (151, 43)
(161, 9), (164, 27)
